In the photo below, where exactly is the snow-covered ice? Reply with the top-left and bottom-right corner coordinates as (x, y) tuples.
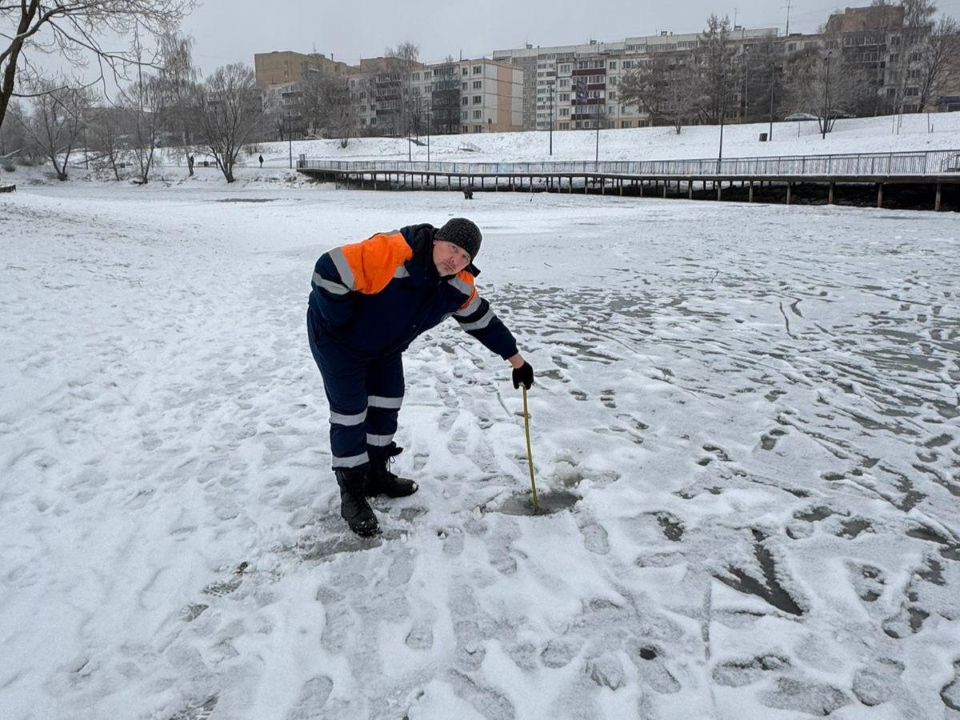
(2, 115), (960, 720)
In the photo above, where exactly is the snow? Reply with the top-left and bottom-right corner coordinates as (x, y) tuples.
(2, 114), (960, 720)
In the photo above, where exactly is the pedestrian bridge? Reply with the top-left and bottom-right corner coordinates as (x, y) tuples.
(297, 148), (960, 211)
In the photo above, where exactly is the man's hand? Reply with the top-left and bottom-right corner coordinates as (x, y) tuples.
(512, 361), (534, 390)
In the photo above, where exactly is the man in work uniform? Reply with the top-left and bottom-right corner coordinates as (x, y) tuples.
(307, 218), (534, 536)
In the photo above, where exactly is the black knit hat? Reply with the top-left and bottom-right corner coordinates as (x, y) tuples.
(436, 218), (482, 259)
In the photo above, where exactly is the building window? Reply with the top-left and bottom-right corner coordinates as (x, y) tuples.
(559, 64), (571, 73)
(473, 110), (481, 118)
(474, 125), (482, 132)
(462, 97), (469, 105)
(560, 108), (570, 116)
(412, 73), (420, 81)
(621, 120), (632, 128)
(473, 80), (482, 89)
(560, 121), (570, 130)
(560, 93), (570, 102)
(609, 61), (617, 70)
(424, 71), (431, 79)
(462, 67), (469, 75)
(473, 95), (482, 104)
(473, 65), (482, 74)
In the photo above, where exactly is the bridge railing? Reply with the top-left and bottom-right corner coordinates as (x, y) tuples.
(298, 148), (960, 178)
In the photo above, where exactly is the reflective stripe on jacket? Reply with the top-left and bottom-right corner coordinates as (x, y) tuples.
(309, 224), (518, 361)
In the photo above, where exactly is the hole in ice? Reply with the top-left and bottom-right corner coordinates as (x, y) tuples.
(487, 489), (579, 516)
(214, 198), (279, 203)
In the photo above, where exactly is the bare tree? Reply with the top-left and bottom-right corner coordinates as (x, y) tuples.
(782, 46), (860, 137)
(430, 60), (461, 135)
(915, 15), (960, 110)
(695, 14), (737, 125)
(383, 41), (419, 137)
(301, 70), (357, 146)
(16, 76), (94, 179)
(0, 1), (194, 133)
(117, 30), (166, 184)
(887, 0), (938, 117)
(196, 63), (264, 183)
(0, 98), (27, 157)
(120, 74), (162, 184)
(152, 30), (200, 173)
(87, 103), (134, 181)
(620, 55), (699, 133)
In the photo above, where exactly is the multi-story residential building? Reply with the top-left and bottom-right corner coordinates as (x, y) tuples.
(257, 50), (523, 137)
(340, 58), (522, 136)
(256, 51), (355, 138)
(256, 4), (958, 140)
(254, 51), (352, 88)
(494, 29), (777, 131)
(455, 59), (523, 134)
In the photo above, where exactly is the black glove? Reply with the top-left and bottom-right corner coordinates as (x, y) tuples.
(512, 361), (534, 390)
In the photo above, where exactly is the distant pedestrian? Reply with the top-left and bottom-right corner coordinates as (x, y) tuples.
(187, 155), (195, 176)
(259, 154), (264, 169)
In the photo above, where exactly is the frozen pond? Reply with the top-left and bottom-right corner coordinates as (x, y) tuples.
(1, 184), (959, 719)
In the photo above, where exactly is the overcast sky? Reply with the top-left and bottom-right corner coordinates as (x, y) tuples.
(181, 0), (960, 74)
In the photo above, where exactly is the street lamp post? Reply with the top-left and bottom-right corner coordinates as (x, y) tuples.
(768, 72), (775, 142)
(742, 46), (750, 122)
(549, 81), (555, 156)
(717, 73), (727, 174)
(822, 51), (832, 140)
(595, 109), (601, 168)
(287, 115), (293, 169)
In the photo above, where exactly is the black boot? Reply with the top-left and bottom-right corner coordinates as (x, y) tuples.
(335, 467), (380, 537)
(367, 444), (418, 498)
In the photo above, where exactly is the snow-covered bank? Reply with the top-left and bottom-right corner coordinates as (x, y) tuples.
(3, 110), (960, 189)
(2, 181), (959, 719)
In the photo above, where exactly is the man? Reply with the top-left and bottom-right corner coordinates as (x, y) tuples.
(307, 218), (533, 536)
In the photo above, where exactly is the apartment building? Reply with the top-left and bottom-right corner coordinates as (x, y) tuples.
(455, 60), (523, 134)
(494, 28), (777, 131)
(342, 58), (522, 136)
(254, 51), (352, 88)
(255, 4), (957, 140)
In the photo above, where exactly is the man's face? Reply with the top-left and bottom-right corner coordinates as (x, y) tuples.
(433, 240), (471, 276)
